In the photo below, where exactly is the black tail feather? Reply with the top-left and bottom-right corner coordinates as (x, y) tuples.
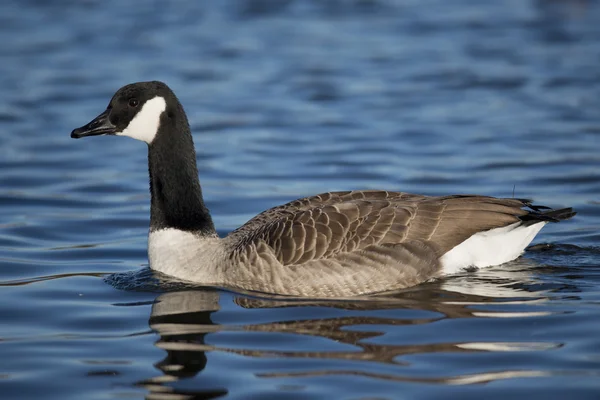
(519, 205), (576, 225)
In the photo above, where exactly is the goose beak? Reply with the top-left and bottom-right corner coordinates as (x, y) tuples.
(71, 109), (117, 138)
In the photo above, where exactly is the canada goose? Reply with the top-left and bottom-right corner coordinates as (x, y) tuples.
(71, 81), (575, 298)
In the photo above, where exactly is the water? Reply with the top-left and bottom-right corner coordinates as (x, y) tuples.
(1, 0), (599, 398)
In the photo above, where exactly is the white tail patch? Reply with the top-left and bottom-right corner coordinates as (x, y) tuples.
(440, 222), (546, 275)
(117, 96), (166, 144)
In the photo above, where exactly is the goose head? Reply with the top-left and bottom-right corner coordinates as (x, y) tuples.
(71, 81), (179, 145)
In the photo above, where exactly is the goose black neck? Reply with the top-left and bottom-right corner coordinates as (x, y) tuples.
(148, 109), (215, 235)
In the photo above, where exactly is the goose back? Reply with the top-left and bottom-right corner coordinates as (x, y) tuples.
(222, 190), (533, 296)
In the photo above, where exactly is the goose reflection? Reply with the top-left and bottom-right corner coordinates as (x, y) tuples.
(140, 259), (568, 398)
(141, 289), (224, 400)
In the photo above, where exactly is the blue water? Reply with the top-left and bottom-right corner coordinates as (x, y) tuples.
(1, 0), (600, 398)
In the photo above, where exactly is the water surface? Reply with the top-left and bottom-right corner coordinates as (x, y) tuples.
(1, 1), (600, 398)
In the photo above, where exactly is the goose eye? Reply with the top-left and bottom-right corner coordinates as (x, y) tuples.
(128, 98), (139, 107)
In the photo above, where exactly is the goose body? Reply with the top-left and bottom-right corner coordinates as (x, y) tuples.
(71, 81), (575, 298)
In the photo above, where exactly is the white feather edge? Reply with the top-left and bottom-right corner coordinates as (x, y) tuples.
(439, 221), (546, 275)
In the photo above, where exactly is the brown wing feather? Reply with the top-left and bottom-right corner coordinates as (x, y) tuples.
(227, 190), (530, 267)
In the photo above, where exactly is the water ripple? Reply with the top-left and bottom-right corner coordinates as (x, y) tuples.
(1, 0), (599, 399)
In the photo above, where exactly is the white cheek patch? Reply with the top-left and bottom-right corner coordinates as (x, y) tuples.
(116, 96), (167, 144)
